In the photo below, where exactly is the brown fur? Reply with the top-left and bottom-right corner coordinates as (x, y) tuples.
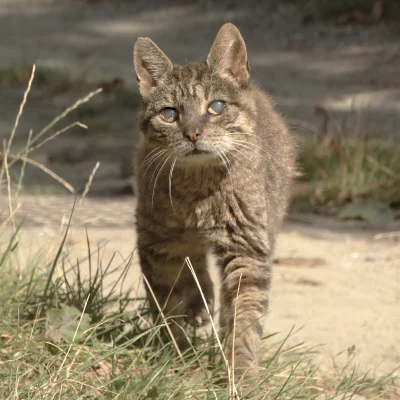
(133, 23), (296, 380)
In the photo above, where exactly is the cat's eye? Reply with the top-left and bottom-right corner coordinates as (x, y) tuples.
(160, 107), (179, 123)
(207, 100), (225, 115)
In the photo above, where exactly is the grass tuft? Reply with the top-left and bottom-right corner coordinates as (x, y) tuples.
(296, 131), (400, 212)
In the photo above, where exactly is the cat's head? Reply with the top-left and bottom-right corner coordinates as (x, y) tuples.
(133, 23), (255, 165)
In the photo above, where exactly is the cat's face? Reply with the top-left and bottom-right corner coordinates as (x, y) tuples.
(134, 23), (255, 165)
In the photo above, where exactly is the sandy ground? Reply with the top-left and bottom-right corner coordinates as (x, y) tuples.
(2, 195), (399, 377)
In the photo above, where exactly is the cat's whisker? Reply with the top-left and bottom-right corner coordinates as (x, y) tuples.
(147, 151), (172, 192)
(151, 153), (174, 210)
(214, 141), (253, 164)
(141, 148), (168, 168)
(214, 148), (230, 173)
(229, 140), (269, 156)
(213, 147), (234, 186)
(223, 147), (251, 164)
(140, 149), (169, 187)
(221, 149), (234, 170)
(229, 138), (265, 152)
(142, 146), (162, 164)
(168, 156), (178, 214)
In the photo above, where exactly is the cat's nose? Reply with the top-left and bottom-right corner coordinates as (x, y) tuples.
(184, 131), (201, 143)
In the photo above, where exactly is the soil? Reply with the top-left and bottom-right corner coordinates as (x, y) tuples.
(0, 0), (399, 379)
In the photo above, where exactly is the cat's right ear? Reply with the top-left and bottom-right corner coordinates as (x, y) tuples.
(133, 38), (173, 97)
(207, 23), (250, 85)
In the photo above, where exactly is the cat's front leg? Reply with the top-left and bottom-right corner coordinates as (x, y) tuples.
(217, 251), (272, 380)
(138, 238), (214, 348)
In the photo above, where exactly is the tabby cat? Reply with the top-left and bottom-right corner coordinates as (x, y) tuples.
(133, 23), (295, 380)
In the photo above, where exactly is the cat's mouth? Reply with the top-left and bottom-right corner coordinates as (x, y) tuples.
(178, 142), (220, 164)
(183, 142), (214, 157)
(190, 148), (209, 155)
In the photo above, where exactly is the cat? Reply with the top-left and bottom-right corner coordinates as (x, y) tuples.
(133, 23), (296, 381)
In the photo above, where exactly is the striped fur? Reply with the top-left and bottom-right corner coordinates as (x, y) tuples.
(133, 23), (296, 381)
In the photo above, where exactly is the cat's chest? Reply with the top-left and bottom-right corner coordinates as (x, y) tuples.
(176, 191), (228, 230)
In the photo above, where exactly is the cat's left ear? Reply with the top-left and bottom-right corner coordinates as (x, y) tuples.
(134, 37), (173, 97)
(207, 23), (250, 85)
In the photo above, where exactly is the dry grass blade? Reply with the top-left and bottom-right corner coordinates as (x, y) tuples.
(2, 140), (15, 231)
(185, 257), (239, 398)
(79, 161), (100, 205)
(28, 121), (88, 154)
(0, 152), (75, 193)
(7, 64), (35, 154)
(231, 271), (243, 393)
(0, 202), (21, 229)
(1, 64), (35, 198)
(29, 88), (102, 148)
(141, 274), (185, 363)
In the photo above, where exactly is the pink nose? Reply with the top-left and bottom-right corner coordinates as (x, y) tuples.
(185, 131), (200, 143)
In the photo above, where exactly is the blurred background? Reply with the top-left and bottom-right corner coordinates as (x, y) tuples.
(0, 0), (400, 382)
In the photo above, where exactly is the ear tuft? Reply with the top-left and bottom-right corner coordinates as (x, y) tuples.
(207, 23), (250, 85)
(133, 37), (173, 97)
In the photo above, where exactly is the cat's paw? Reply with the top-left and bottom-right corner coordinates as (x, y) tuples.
(185, 296), (214, 327)
(186, 306), (210, 327)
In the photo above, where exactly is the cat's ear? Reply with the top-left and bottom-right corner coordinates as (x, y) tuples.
(133, 37), (173, 97)
(207, 23), (250, 85)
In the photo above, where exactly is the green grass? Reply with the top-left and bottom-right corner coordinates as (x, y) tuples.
(295, 132), (400, 216)
(0, 225), (398, 399)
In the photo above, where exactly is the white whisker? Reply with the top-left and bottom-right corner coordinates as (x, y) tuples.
(169, 156), (178, 214)
(141, 148), (168, 168)
(151, 154), (173, 210)
(142, 146), (161, 164)
(140, 149), (169, 188)
(213, 147), (234, 186)
(228, 139), (268, 156)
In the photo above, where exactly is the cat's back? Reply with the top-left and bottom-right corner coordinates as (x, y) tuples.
(249, 85), (296, 227)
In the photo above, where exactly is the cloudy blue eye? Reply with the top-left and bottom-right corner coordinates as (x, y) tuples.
(160, 107), (178, 122)
(207, 100), (225, 115)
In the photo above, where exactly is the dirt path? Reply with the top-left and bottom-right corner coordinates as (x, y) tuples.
(2, 194), (399, 376)
(1, 0), (400, 139)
